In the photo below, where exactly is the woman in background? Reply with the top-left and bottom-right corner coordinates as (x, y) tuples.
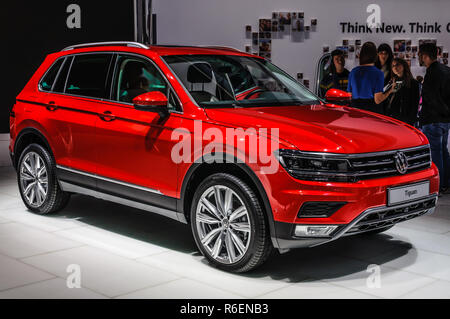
(375, 43), (394, 86)
(347, 41), (393, 114)
(384, 58), (420, 126)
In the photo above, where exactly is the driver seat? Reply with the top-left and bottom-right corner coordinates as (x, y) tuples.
(187, 63), (217, 103)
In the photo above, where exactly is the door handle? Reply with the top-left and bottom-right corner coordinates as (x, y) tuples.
(46, 101), (58, 111)
(99, 111), (116, 122)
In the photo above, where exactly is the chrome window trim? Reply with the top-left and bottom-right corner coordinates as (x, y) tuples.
(56, 165), (164, 196)
(37, 51), (184, 115)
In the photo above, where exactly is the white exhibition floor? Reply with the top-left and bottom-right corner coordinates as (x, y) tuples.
(0, 165), (450, 299)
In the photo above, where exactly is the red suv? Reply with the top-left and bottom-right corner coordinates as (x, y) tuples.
(10, 42), (439, 272)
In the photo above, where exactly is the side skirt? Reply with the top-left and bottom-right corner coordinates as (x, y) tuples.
(58, 178), (187, 224)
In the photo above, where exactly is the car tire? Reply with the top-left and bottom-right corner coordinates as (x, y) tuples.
(190, 173), (273, 273)
(17, 143), (70, 214)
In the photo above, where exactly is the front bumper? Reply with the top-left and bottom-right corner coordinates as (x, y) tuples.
(274, 194), (438, 250)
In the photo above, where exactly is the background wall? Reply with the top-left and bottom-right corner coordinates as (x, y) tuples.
(153, 0), (450, 86)
(0, 1), (135, 134)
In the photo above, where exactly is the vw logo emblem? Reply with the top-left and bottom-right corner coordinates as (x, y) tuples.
(394, 152), (408, 174)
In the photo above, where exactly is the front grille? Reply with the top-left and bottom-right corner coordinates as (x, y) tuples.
(348, 145), (431, 180)
(345, 197), (437, 235)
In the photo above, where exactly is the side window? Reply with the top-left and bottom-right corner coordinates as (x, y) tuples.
(113, 55), (181, 111)
(40, 58), (64, 91)
(167, 89), (181, 111)
(53, 56), (73, 93)
(65, 54), (112, 99)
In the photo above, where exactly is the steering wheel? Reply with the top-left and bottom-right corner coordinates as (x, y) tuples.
(243, 88), (265, 99)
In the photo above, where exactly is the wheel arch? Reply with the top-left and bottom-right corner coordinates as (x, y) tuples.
(178, 158), (280, 248)
(13, 127), (53, 169)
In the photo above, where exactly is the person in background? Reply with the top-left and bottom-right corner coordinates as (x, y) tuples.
(375, 43), (394, 114)
(419, 42), (450, 194)
(416, 75), (424, 127)
(347, 41), (393, 114)
(319, 49), (349, 97)
(384, 58), (420, 126)
(375, 43), (394, 86)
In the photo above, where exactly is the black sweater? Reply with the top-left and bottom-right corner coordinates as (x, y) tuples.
(385, 79), (420, 126)
(420, 61), (450, 125)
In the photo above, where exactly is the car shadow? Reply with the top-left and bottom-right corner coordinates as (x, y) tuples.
(58, 194), (196, 253)
(57, 194), (416, 282)
(247, 234), (415, 283)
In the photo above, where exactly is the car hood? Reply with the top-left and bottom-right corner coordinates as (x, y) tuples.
(204, 104), (428, 153)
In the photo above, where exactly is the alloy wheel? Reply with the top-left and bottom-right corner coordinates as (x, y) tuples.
(19, 152), (48, 208)
(195, 185), (251, 264)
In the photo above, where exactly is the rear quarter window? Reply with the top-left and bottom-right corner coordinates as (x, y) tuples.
(39, 58), (64, 91)
(52, 56), (73, 93)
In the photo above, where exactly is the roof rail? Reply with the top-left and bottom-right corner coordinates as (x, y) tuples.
(62, 41), (149, 51)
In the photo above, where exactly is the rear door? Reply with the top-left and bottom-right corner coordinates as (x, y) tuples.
(41, 53), (114, 187)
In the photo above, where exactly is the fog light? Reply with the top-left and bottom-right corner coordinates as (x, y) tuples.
(294, 225), (338, 237)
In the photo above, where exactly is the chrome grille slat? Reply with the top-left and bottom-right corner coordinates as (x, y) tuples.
(407, 153), (430, 161)
(352, 159), (394, 168)
(348, 145), (431, 180)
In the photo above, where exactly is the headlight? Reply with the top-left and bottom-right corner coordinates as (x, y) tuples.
(276, 149), (356, 182)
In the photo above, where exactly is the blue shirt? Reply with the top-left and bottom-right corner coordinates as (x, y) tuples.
(347, 66), (384, 99)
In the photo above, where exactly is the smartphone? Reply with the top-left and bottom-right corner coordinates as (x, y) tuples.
(394, 80), (403, 90)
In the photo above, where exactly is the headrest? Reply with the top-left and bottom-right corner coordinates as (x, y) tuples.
(187, 63), (213, 84)
(124, 61), (143, 76)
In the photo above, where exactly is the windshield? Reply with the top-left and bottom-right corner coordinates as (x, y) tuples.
(162, 55), (320, 108)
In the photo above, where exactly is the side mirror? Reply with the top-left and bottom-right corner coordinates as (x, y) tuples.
(133, 91), (169, 117)
(325, 89), (352, 105)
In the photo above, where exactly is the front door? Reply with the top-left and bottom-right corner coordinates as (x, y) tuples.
(94, 54), (183, 210)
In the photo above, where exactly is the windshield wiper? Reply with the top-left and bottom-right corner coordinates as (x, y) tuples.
(201, 103), (240, 109)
